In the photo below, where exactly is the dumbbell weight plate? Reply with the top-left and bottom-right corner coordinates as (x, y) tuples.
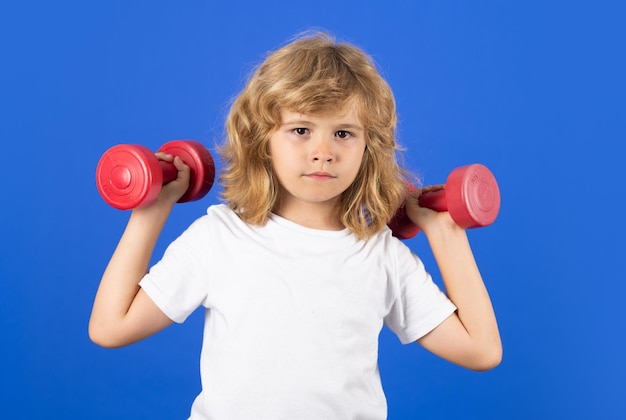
(387, 183), (420, 239)
(96, 144), (163, 210)
(445, 164), (500, 228)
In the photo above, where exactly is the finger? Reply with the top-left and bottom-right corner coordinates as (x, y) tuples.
(422, 184), (444, 193)
(172, 157), (191, 183)
(172, 156), (190, 171)
(155, 152), (174, 162)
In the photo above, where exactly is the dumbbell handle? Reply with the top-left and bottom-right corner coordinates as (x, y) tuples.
(418, 188), (447, 212)
(158, 160), (179, 186)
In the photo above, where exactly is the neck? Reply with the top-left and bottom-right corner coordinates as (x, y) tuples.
(273, 200), (344, 231)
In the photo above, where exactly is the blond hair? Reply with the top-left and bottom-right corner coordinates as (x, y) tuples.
(219, 32), (407, 240)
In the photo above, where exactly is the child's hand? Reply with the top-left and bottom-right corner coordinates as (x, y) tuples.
(150, 152), (191, 208)
(404, 185), (460, 237)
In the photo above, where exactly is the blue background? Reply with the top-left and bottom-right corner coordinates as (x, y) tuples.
(1, 1), (624, 418)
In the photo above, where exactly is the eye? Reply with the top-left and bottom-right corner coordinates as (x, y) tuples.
(335, 130), (352, 139)
(293, 127), (309, 136)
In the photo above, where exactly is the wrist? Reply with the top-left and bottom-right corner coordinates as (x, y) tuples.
(129, 202), (174, 227)
(421, 218), (466, 242)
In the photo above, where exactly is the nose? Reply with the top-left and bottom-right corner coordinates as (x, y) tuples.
(311, 136), (335, 163)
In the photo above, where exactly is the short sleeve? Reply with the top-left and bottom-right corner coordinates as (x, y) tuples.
(384, 241), (457, 344)
(139, 217), (212, 323)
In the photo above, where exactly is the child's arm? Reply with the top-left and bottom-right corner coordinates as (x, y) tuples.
(88, 154), (190, 348)
(405, 187), (502, 371)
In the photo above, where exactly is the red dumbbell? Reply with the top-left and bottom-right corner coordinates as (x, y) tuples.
(96, 140), (215, 210)
(389, 164), (500, 239)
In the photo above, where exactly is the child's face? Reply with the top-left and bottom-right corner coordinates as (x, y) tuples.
(269, 107), (366, 216)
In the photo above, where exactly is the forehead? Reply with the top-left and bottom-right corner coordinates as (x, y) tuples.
(280, 106), (364, 127)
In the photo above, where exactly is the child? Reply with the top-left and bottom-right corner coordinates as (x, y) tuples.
(89, 31), (501, 419)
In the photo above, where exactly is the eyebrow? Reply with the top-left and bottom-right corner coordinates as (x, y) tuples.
(281, 120), (364, 132)
(281, 119), (315, 126)
(335, 124), (364, 132)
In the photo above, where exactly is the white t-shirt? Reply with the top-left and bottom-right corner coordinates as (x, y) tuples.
(140, 204), (456, 420)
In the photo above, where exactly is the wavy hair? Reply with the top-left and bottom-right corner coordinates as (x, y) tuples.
(219, 32), (407, 240)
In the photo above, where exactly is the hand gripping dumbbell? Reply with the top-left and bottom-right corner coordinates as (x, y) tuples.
(96, 140), (215, 210)
(388, 164), (501, 239)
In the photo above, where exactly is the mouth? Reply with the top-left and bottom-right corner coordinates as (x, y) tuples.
(304, 171), (336, 181)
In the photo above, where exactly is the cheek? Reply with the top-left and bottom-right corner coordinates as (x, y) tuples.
(350, 147), (367, 174)
(269, 150), (296, 183)
(271, 140), (302, 168)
